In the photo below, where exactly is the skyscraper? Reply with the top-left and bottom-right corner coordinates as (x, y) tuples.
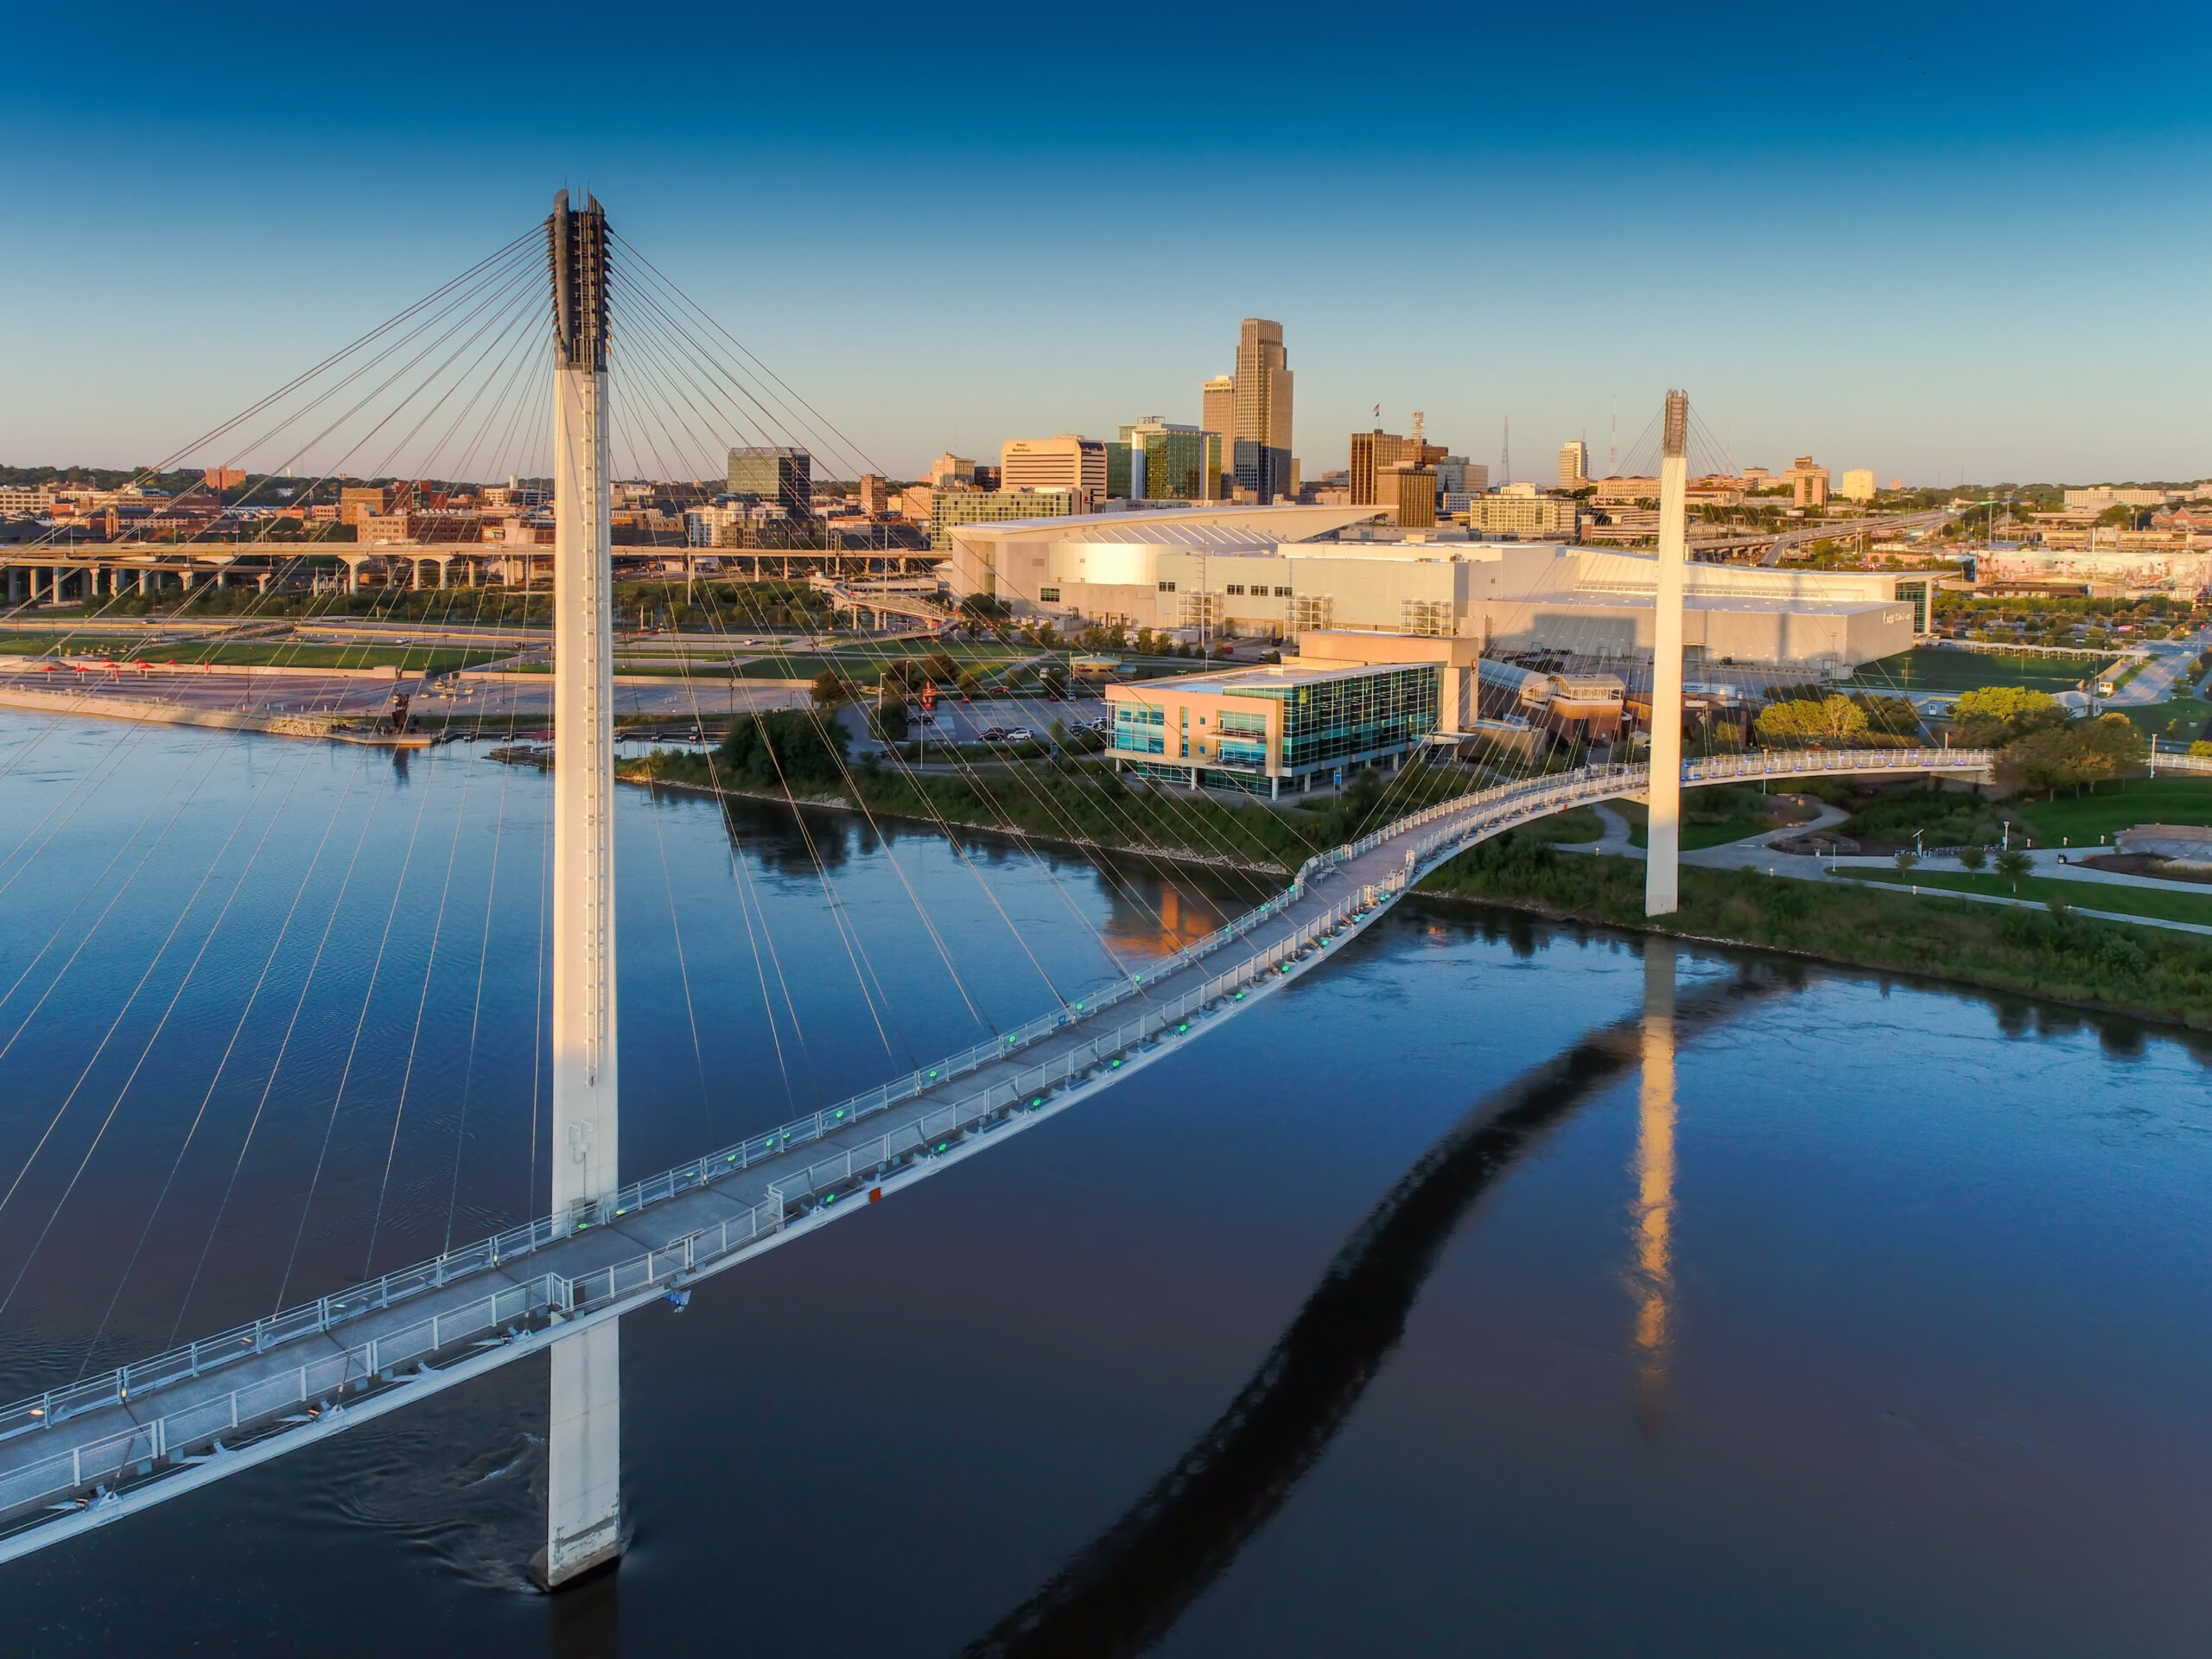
(1201, 375), (1236, 494)
(1232, 319), (1294, 504)
(1558, 439), (1589, 488)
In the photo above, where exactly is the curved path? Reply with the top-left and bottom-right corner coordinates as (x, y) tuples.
(0, 745), (1993, 1565)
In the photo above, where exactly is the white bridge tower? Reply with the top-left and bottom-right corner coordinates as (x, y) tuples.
(533, 189), (623, 1591)
(1644, 390), (1689, 918)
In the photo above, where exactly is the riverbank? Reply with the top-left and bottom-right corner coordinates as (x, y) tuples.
(1416, 833), (2212, 1032)
(619, 753), (1316, 875)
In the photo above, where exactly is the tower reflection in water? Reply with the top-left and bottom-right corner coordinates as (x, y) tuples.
(965, 938), (1763, 1659)
(1631, 941), (1678, 1421)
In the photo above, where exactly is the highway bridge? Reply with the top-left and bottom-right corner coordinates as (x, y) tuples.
(1681, 507), (1959, 565)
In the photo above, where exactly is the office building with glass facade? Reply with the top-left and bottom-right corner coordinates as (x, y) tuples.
(1105, 658), (1440, 796)
(728, 447), (811, 515)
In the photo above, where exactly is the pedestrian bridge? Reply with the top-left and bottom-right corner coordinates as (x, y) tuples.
(0, 744), (1993, 1564)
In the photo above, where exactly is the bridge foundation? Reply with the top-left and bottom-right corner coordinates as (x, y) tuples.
(539, 188), (624, 1593)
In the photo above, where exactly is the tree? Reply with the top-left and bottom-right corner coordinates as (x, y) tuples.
(1957, 843), (1989, 873)
(1952, 685), (2063, 748)
(873, 698), (909, 741)
(1894, 849), (1920, 874)
(1994, 726), (2087, 797)
(2070, 714), (2145, 787)
(1994, 715), (2143, 798)
(811, 670), (857, 708)
(1754, 695), (1868, 747)
(1993, 849), (2034, 889)
(716, 709), (851, 789)
(1850, 692), (1923, 737)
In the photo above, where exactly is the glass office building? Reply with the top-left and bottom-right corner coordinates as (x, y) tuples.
(1106, 659), (1440, 795)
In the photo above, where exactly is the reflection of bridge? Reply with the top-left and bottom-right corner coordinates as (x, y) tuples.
(0, 741), (1991, 1567)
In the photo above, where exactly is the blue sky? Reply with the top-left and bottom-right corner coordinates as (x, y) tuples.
(6, 0), (2208, 484)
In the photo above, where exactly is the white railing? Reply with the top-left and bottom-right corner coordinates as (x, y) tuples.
(0, 743), (2000, 1466)
(0, 895), (1406, 1522)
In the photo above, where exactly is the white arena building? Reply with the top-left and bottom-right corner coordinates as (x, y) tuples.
(946, 505), (1936, 671)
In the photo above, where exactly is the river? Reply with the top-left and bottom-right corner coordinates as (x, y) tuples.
(1, 712), (2208, 1656)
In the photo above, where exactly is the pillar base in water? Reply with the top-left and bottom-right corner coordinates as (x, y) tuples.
(527, 1536), (622, 1594)
(531, 1319), (622, 1592)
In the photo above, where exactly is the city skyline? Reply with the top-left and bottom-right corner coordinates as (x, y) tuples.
(4, 2), (2207, 484)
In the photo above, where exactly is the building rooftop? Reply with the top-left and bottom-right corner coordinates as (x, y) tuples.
(1109, 658), (1422, 699)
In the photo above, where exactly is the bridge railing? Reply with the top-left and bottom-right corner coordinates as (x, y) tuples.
(0, 743), (2002, 1460)
(0, 892), (1408, 1521)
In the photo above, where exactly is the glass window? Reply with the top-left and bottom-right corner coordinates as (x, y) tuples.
(1112, 702), (1166, 755)
(1038, 587), (1059, 601)
(1274, 585), (1294, 597)
(1230, 665), (1438, 772)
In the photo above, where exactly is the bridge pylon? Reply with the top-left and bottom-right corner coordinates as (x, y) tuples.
(533, 189), (624, 1592)
(1644, 391), (1689, 917)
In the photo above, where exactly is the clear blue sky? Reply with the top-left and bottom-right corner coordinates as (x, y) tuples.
(6, 0), (2207, 485)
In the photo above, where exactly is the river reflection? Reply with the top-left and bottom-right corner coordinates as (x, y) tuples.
(964, 945), (1755, 1659)
(4, 715), (2212, 1656)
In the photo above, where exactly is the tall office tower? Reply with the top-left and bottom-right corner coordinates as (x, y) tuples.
(1000, 435), (1109, 507)
(1558, 439), (1590, 487)
(1232, 319), (1294, 503)
(1201, 375), (1236, 493)
(728, 446), (812, 515)
(856, 474), (889, 515)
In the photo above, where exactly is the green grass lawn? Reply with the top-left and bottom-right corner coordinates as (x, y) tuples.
(1516, 806), (1605, 844)
(2009, 777), (2212, 847)
(1856, 646), (2100, 696)
(2, 634), (501, 671)
(2109, 697), (2212, 743)
(152, 642), (504, 670)
(0, 632), (148, 656)
(1619, 783), (1803, 849)
(1836, 866), (2212, 927)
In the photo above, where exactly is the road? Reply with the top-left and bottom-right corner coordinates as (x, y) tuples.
(1679, 507), (1957, 565)
(2101, 625), (2211, 709)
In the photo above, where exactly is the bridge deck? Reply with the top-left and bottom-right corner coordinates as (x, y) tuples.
(0, 747), (1991, 1562)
